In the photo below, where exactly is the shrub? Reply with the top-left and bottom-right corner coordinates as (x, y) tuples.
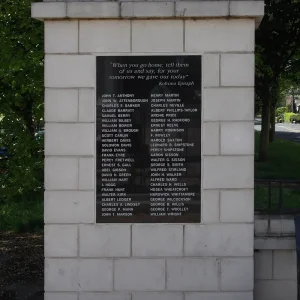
(0, 194), (43, 233)
(276, 107), (288, 117)
(276, 115), (284, 123)
(290, 114), (300, 123)
(284, 112), (297, 123)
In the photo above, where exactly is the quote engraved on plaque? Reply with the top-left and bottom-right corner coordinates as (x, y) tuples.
(96, 56), (201, 223)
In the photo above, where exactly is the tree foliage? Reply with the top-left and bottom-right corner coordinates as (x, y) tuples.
(0, 0), (44, 202)
(256, 0), (300, 160)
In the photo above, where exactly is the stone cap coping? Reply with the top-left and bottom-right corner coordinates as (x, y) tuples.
(254, 237), (296, 250)
(255, 214), (295, 237)
(254, 215), (296, 250)
(32, 1), (264, 26)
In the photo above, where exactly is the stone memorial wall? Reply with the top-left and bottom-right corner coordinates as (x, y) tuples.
(32, 1), (264, 300)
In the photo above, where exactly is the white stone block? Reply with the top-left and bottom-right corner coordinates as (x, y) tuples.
(221, 54), (255, 87)
(45, 89), (78, 123)
(220, 190), (254, 222)
(203, 122), (219, 155)
(221, 258), (253, 291)
(79, 21), (130, 53)
(32, 2), (66, 19)
(79, 225), (130, 257)
(45, 55), (95, 88)
(254, 218), (269, 236)
(78, 259), (113, 291)
(45, 21), (78, 53)
(203, 88), (254, 121)
(203, 156), (253, 189)
(254, 280), (297, 300)
(79, 157), (95, 190)
(45, 259), (78, 291)
(270, 217), (295, 235)
(132, 225), (183, 257)
(67, 2), (119, 18)
(273, 250), (297, 280)
(185, 19), (254, 52)
(45, 191), (95, 224)
(202, 190), (219, 224)
(45, 293), (78, 300)
(176, 1), (228, 17)
(45, 157), (78, 190)
(203, 54), (220, 88)
(185, 224), (253, 257)
(132, 20), (183, 52)
(185, 292), (253, 300)
(45, 225), (78, 257)
(114, 259), (165, 291)
(132, 293), (183, 300)
(79, 293), (131, 300)
(281, 218), (295, 235)
(45, 259), (113, 292)
(230, 1), (265, 17)
(254, 250), (272, 280)
(79, 89), (95, 123)
(270, 218), (281, 234)
(255, 237), (296, 250)
(166, 258), (219, 291)
(122, 2), (174, 18)
(220, 122), (254, 155)
(45, 123), (94, 156)
(271, 217), (295, 235)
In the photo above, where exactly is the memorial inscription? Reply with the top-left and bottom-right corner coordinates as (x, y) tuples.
(96, 56), (201, 223)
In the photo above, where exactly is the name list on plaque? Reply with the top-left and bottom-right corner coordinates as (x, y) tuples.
(96, 56), (201, 223)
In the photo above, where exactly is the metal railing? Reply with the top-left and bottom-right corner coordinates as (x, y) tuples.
(255, 179), (300, 214)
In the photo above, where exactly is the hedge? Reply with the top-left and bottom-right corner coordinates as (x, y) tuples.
(290, 114), (300, 123)
(284, 112), (297, 123)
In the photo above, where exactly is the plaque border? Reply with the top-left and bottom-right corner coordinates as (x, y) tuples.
(95, 54), (203, 224)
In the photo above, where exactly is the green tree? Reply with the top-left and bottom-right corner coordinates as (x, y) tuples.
(0, 0), (44, 202)
(256, 0), (300, 160)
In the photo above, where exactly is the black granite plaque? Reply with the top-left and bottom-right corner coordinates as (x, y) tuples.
(96, 56), (201, 223)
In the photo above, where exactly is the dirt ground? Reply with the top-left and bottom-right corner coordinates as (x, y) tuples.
(0, 232), (44, 298)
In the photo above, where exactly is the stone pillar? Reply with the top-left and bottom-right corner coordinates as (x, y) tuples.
(32, 1), (264, 300)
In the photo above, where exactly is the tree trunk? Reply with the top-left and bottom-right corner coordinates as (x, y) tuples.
(269, 105), (276, 142)
(259, 98), (271, 161)
(269, 82), (280, 143)
(292, 90), (295, 113)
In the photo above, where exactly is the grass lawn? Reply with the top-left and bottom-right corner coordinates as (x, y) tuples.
(254, 131), (300, 211)
(0, 200), (43, 232)
(255, 131), (300, 180)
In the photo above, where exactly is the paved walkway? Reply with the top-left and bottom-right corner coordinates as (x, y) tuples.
(254, 119), (300, 143)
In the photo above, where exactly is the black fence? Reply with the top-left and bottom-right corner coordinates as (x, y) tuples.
(255, 179), (300, 214)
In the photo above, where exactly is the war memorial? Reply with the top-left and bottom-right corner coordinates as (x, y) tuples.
(31, 1), (297, 299)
